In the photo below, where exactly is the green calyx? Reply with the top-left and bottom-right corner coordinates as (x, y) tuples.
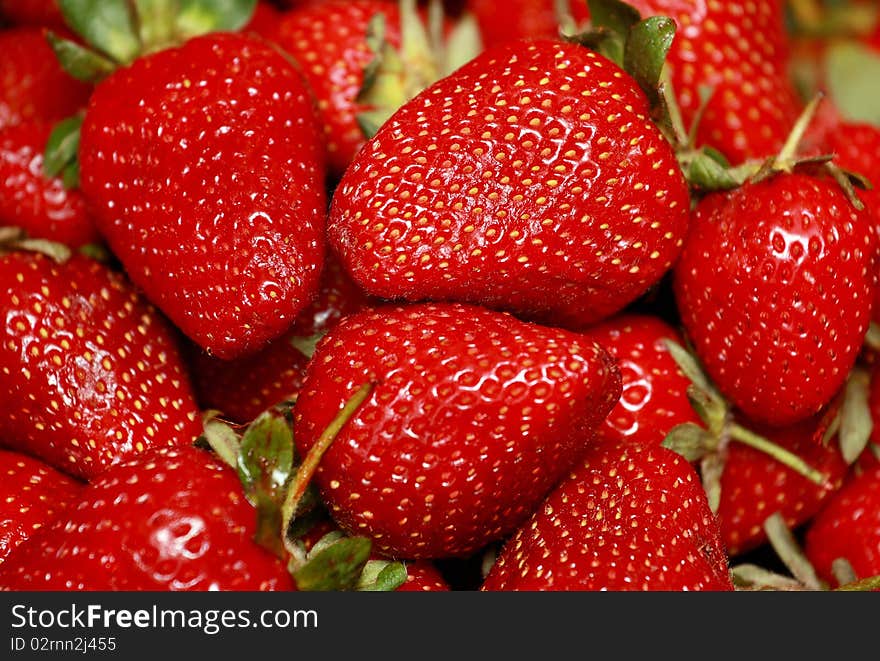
(355, 0), (483, 138)
(0, 227), (73, 263)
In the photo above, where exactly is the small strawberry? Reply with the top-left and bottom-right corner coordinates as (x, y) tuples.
(0, 445), (295, 590)
(0, 248), (203, 481)
(189, 255), (372, 423)
(480, 442), (734, 591)
(803, 464), (880, 588)
(673, 171), (877, 428)
(0, 26), (91, 130)
(0, 122), (99, 248)
(49, 2), (328, 359)
(0, 449), (82, 564)
(396, 561), (450, 591)
(329, 34), (690, 330)
(583, 313), (699, 447)
(292, 302), (621, 559)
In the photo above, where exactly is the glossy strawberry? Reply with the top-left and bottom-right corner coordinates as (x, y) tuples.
(0, 27), (91, 130)
(293, 302), (621, 559)
(468, 0), (590, 49)
(718, 415), (848, 557)
(0, 122), (99, 248)
(397, 561), (450, 591)
(0, 449), (82, 564)
(804, 464), (880, 587)
(0, 445), (295, 590)
(78, 32), (327, 360)
(584, 313), (699, 447)
(480, 442), (734, 591)
(673, 172), (877, 427)
(628, 0), (802, 164)
(329, 39), (690, 330)
(189, 256), (372, 423)
(0, 251), (202, 481)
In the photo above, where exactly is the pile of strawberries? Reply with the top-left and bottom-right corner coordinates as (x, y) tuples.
(1, 0), (879, 592)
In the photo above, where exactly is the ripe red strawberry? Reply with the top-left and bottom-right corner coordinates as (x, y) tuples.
(0, 26), (91, 130)
(0, 449), (82, 564)
(803, 463), (880, 587)
(329, 39), (690, 330)
(397, 561), (450, 591)
(673, 172), (877, 427)
(717, 415), (848, 557)
(293, 302), (621, 559)
(468, 0), (590, 49)
(0, 0), (65, 29)
(0, 250), (203, 481)
(583, 313), (699, 447)
(628, 0), (803, 164)
(189, 256), (371, 423)
(480, 442), (734, 591)
(0, 122), (99, 248)
(820, 120), (880, 224)
(77, 31), (327, 359)
(0, 445), (295, 590)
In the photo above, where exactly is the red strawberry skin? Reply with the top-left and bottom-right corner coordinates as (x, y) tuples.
(717, 416), (848, 557)
(78, 32), (327, 360)
(584, 313), (699, 447)
(271, 0), (402, 178)
(0, 449), (83, 564)
(0, 445), (295, 591)
(396, 561), (450, 591)
(189, 256), (371, 423)
(469, 0), (590, 49)
(804, 464), (880, 587)
(0, 252), (202, 481)
(0, 27), (92, 130)
(329, 39), (690, 330)
(481, 442), (734, 591)
(0, 122), (99, 248)
(673, 173), (877, 427)
(0, 1), (66, 29)
(293, 302), (621, 559)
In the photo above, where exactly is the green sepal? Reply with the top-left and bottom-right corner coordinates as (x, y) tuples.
(237, 408), (295, 505)
(44, 115), (83, 186)
(198, 410), (242, 469)
(700, 450), (725, 514)
(253, 494), (285, 559)
(824, 41), (880, 127)
(730, 564), (805, 591)
(661, 422), (714, 462)
(46, 32), (116, 83)
(623, 16), (675, 116)
(290, 332), (325, 360)
(439, 11), (482, 75)
(291, 537), (373, 591)
(839, 367), (874, 465)
(585, 0), (642, 65)
(57, 0), (141, 64)
(133, 0), (179, 53)
(357, 560), (408, 592)
(175, 0), (258, 41)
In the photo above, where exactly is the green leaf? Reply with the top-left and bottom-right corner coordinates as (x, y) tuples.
(46, 32), (116, 83)
(57, 0), (141, 64)
(357, 560), (408, 592)
(199, 412), (241, 469)
(175, 0), (258, 40)
(825, 41), (880, 126)
(292, 537), (372, 591)
(44, 115), (83, 181)
(237, 408), (295, 505)
(586, 0), (642, 65)
(623, 16), (675, 113)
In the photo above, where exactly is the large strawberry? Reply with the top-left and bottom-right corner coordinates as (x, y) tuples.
(0, 26), (91, 130)
(583, 313), (699, 447)
(0, 249), (202, 480)
(0, 122), (99, 248)
(480, 442), (734, 591)
(292, 302), (621, 559)
(49, 1), (327, 359)
(0, 449), (82, 564)
(0, 445), (295, 590)
(673, 171), (877, 427)
(328, 35), (690, 330)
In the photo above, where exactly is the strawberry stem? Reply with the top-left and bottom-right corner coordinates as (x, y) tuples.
(728, 423), (830, 487)
(281, 382), (375, 553)
(763, 512), (827, 591)
(776, 92), (824, 166)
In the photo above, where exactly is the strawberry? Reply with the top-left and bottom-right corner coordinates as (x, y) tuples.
(803, 463), (880, 587)
(0, 449), (82, 564)
(468, 0), (590, 49)
(0, 445), (295, 590)
(627, 0), (803, 164)
(583, 313), (699, 447)
(0, 122), (99, 248)
(189, 255), (372, 423)
(51, 2), (328, 359)
(328, 37), (690, 330)
(396, 561), (450, 591)
(673, 171), (877, 428)
(0, 249), (202, 481)
(0, 0), (65, 29)
(292, 302), (621, 559)
(0, 26), (91, 130)
(480, 442), (733, 591)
